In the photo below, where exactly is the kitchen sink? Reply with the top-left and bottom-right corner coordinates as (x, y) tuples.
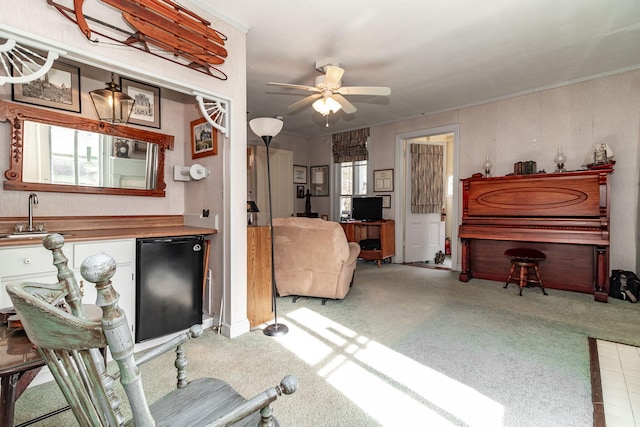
(0, 232), (72, 239)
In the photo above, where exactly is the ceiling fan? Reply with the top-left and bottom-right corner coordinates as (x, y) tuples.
(267, 59), (391, 117)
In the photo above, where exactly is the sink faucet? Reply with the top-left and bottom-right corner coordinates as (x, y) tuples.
(27, 193), (38, 232)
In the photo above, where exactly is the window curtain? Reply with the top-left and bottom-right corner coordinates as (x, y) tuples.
(410, 144), (443, 213)
(332, 128), (369, 163)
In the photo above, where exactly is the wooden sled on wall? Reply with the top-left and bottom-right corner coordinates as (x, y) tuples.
(47, 0), (229, 80)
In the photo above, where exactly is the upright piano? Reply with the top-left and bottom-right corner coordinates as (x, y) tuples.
(458, 168), (613, 302)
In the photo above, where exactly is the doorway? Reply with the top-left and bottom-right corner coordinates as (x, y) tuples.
(394, 125), (459, 270)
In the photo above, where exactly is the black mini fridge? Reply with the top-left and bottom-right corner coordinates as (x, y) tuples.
(135, 236), (204, 342)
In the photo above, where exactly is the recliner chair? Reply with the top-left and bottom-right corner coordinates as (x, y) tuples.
(272, 217), (360, 303)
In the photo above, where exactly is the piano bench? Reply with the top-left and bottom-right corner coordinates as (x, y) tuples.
(503, 248), (548, 296)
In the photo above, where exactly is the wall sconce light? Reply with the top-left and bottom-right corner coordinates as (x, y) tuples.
(89, 73), (135, 124)
(173, 164), (210, 181)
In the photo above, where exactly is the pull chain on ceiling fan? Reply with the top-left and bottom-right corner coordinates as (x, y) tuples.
(268, 62), (391, 121)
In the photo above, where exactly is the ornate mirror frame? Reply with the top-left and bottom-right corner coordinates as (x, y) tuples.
(1, 101), (174, 197)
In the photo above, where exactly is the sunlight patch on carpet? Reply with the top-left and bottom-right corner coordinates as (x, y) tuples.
(279, 307), (505, 426)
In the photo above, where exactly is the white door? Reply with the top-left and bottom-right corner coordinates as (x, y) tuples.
(404, 141), (445, 263)
(255, 146), (293, 225)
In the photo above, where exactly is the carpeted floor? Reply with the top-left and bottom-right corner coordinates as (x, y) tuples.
(14, 261), (640, 426)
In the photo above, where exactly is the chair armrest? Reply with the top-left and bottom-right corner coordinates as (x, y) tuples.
(135, 324), (204, 366)
(207, 375), (298, 427)
(347, 242), (361, 263)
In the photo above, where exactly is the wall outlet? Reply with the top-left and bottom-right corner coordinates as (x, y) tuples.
(202, 209), (210, 218)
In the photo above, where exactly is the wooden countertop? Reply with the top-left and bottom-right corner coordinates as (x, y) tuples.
(0, 215), (216, 247)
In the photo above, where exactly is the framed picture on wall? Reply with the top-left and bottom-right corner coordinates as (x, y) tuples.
(374, 169), (394, 192)
(120, 77), (161, 128)
(293, 165), (307, 184)
(310, 165), (329, 196)
(381, 195), (391, 209)
(12, 60), (81, 112)
(190, 117), (218, 159)
(296, 185), (305, 198)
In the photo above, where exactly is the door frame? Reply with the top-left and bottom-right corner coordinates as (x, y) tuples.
(403, 139), (446, 263)
(394, 124), (460, 270)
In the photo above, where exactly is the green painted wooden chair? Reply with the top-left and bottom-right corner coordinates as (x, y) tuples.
(6, 234), (297, 426)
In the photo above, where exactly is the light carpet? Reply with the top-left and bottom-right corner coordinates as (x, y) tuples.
(14, 262), (640, 426)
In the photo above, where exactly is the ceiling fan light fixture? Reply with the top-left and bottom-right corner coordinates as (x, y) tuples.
(312, 97), (342, 116)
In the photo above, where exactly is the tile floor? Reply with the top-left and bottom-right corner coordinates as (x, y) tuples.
(597, 340), (640, 426)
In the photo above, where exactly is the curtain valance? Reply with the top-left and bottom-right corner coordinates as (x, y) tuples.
(332, 128), (369, 163)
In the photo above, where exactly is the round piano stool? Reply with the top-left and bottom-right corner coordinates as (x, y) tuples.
(503, 248), (548, 296)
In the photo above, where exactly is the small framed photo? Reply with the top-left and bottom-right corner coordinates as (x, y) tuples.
(310, 165), (329, 196)
(321, 214), (329, 221)
(293, 165), (307, 184)
(374, 169), (394, 192)
(120, 77), (161, 128)
(12, 60), (81, 112)
(381, 195), (391, 209)
(296, 185), (305, 198)
(191, 117), (218, 159)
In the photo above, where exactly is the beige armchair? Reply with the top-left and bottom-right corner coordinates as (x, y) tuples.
(272, 217), (361, 303)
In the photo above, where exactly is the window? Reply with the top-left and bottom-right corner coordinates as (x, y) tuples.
(338, 160), (367, 220)
(50, 126), (102, 186)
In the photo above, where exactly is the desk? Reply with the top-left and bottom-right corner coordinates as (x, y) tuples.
(340, 220), (395, 267)
(0, 326), (44, 427)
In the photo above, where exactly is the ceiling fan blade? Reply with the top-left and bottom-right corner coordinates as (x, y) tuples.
(267, 82), (320, 92)
(288, 93), (322, 110)
(338, 86), (391, 96)
(333, 94), (357, 114)
(323, 66), (345, 87)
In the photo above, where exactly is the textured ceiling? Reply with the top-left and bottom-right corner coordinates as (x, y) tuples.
(195, 0), (640, 139)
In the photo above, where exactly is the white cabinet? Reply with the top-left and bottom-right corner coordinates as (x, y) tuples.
(0, 244), (63, 308)
(72, 240), (136, 334)
(0, 238), (136, 336)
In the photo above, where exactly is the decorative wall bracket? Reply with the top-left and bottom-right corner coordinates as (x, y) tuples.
(0, 30), (65, 85)
(195, 92), (229, 136)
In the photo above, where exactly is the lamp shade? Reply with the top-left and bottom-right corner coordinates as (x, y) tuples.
(90, 74), (135, 124)
(249, 117), (283, 138)
(247, 201), (260, 213)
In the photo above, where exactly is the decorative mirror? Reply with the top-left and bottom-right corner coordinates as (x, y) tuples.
(1, 101), (173, 197)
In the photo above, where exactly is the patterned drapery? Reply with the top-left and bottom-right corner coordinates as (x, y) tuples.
(332, 128), (369, 163)
(410, 144), (443, 213)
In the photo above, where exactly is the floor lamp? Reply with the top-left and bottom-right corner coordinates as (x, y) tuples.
(249, 117), (289, 337)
